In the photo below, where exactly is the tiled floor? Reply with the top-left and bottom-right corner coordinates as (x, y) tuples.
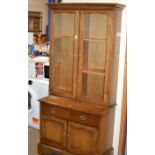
(28, 127), (40, 155)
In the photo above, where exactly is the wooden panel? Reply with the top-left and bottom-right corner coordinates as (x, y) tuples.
(83, 40), (106, 71)
(70, 111), (100, 127)
(38, 143), (76, 155)
(68, 122), (98, 155)
(39, 96), (113, 116)
(41, 103), (70, 120)
(54, 12), (75, 37)
(47, 3), (125, 10)
(50, 10), (79, 99)
(41, 115), (67, 150)
(83, 13), (107, 39)
(53, 38), (74, 94)
(96, 108), (115, 155)
(82, 73), (105, 102)
(103, 12), (116, 105)
(77, 11), (111, 104)
(107, 9), (122, 106)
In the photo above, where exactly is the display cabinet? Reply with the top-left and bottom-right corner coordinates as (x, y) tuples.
(38, 3), (124, 155)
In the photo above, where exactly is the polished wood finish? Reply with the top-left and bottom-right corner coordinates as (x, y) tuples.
(50, 10), (79, 99)
(77, 10), (115, 105)
(40, 100), (115, 155)
(38, 144), (114, 155)
(107, 9), (122, 106)
(69, 110), (100, 128)
(39, 96), (115, 116)
(68, 122), (98, 155)
(39, 3), (124, 155)
(38, 143), (76, 155)
(47, 3), (125, 10)
(41, 115), (67, 149)
(41, 103), (70, 120)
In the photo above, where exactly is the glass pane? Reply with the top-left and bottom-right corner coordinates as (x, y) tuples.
(53, 38), (74, 92)
(83, 40), (106, 72)
(54, 13), (75, 37)
(83, 13), (107, 39)
(82, 73), (104, 100)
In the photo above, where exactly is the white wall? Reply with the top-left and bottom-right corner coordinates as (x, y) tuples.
(28, 0), (48, 34)
(63, 1), (127, 155)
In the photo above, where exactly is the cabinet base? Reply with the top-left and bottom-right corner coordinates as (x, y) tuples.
(38, 143), (75, 155)
(38, 143), (114, 155)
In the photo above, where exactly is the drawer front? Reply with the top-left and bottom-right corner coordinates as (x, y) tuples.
(70, 111), (99, 127)
(41, 103), (70, 119)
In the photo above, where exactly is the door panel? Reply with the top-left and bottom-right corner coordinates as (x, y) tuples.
(54, 12), (75, 37)
(53, 38), (74, 93)
(82, 73), (105, 100)
(50, 11), (79, 99)
(78, 11), (108, 104)
(68, 122), (98, 155)
(41, 115), (67, 149)
(83, 13), (107, 39)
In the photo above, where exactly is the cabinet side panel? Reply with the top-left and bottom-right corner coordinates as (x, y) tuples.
(108, 10), (122, 105)
(97, 108), (115, 155)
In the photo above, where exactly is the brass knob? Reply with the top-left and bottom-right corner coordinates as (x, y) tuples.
(80, 115), (87, 121)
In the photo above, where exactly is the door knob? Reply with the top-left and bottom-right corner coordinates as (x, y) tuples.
(80, 115), (87, 121)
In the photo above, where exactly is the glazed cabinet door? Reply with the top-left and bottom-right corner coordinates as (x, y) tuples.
(77, 11), (111, 104)
(50, 10), (79, 99)
(41, 115), (67, 150)
(67, 122), (98, 155)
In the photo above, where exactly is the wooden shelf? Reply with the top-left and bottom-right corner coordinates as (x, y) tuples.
(82, 69), (105, 76)
(83, 38), (106, 42)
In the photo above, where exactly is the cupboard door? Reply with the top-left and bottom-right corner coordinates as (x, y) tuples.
(68, 122), (98, 155)
(50, 11), (79, 99)
(78, 11), (109, 104)
(41, 115), (67, 150)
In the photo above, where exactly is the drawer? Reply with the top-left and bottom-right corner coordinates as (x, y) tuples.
(70, 111), (100, 127)
(41, 103), (70, 119)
